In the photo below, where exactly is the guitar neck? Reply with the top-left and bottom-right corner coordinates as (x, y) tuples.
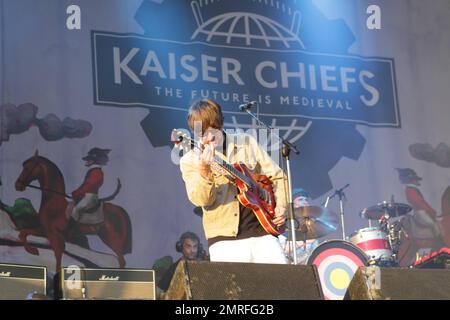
(183, 134), (252, 186)
(212, 155), (252, 186)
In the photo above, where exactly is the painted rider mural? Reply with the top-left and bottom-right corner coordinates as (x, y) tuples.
(66, 148), (110, 237)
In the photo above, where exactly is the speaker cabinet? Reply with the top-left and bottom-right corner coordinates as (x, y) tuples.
(345, 266), (450, 300)
(0, 263), (47, 300)
(165, 260), (323, 300)
(54, 267), (156, 300)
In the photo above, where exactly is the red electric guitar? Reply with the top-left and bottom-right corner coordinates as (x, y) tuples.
(172, 129), (285, 236)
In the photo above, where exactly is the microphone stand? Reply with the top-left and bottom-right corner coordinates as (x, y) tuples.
(325, 184), (349, 240)
(241, 108), (300, 264)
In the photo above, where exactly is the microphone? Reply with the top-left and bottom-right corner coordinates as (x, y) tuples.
(239, 101), (257, 112)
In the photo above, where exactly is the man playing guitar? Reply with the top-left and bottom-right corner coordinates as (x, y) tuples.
(179, 99), (288, 264)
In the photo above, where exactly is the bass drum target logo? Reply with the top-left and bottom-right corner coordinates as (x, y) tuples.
(307, 240), (369, 300)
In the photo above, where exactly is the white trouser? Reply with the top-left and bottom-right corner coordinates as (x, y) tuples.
(209, 235), (287, 264)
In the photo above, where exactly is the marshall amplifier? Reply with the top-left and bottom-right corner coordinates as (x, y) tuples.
(54, 267), (156, 300)
(0, 263), (47, 300)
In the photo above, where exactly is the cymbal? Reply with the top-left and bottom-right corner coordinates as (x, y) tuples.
(294, 205), (332, 218)
(360, 202), (412, 220)
(286, 206), (339, 240)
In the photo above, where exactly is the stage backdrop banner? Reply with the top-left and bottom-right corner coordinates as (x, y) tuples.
(1, 0), (450, 274)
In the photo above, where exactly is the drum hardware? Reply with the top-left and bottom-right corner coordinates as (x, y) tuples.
(387, 223), (401, 258)
(356, 200), (412, 267)
(323, 184), (350, 240)
(283, 206), (338, 264)
(368, 256), (397, 267)
(286, 206), (339, 240)
(360, 201), (412, 221)
(281, 237), (318, 265)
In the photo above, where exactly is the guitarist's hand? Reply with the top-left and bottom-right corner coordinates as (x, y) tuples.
(198, 141), (216, 180)
(200, 142), (216, 165)
(273, 206), (287, 226)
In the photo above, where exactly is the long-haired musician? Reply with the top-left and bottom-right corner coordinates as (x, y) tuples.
(179, 99), (288, 264)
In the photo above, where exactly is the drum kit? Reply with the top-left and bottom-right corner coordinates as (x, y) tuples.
(283, 198), (413, 300)
(284, 200), (412, 266)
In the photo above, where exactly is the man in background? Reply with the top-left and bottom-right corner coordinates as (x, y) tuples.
(157, 231), (206, 294)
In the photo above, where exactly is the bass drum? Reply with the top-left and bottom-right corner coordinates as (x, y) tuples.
(307, 240), (369, 300)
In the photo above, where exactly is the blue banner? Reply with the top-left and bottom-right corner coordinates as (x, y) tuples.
(93, 31), (399, 127)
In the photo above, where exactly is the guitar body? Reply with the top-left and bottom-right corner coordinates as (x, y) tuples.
(234, 162), (286, 236)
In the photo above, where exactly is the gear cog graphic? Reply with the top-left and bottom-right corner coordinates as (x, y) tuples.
(132, 0), (366, 198)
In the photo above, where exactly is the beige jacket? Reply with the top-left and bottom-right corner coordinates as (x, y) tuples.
(179, 133), (287, 239)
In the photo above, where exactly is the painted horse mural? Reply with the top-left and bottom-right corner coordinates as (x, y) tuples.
(15, 151), (132, 270)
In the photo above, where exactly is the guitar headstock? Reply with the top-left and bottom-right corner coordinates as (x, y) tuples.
(171, 128), (194, 153)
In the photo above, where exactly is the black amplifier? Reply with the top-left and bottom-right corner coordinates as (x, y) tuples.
(0, 263), (47, 300)
(54, 267), (156, 300)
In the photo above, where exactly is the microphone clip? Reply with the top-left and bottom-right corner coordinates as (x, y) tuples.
(239, 101), (257, 112)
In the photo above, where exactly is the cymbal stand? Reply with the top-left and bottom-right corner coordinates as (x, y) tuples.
(378, 203), (390, 234)
(324, 184), (349, 240)
(323, 196), (331, 208)
(388, 223), (400, 261)
(299, 219), (309, 251)
(337, 189), (347, 240)
(378, 203), (397, 264)
(285, 220), (308, 265)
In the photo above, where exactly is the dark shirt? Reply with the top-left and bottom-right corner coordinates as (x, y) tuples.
(207, 131), (268, 247)
(157, 259), (181, 292)
(208, 205), (267, 247)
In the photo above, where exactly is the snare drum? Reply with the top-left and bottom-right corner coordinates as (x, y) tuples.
(349, 227), (392, 261)
(307, 240), (368, 300)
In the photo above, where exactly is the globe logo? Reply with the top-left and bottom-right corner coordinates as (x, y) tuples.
(189, 1), (310, 146)
(191, 2), (305, 50)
